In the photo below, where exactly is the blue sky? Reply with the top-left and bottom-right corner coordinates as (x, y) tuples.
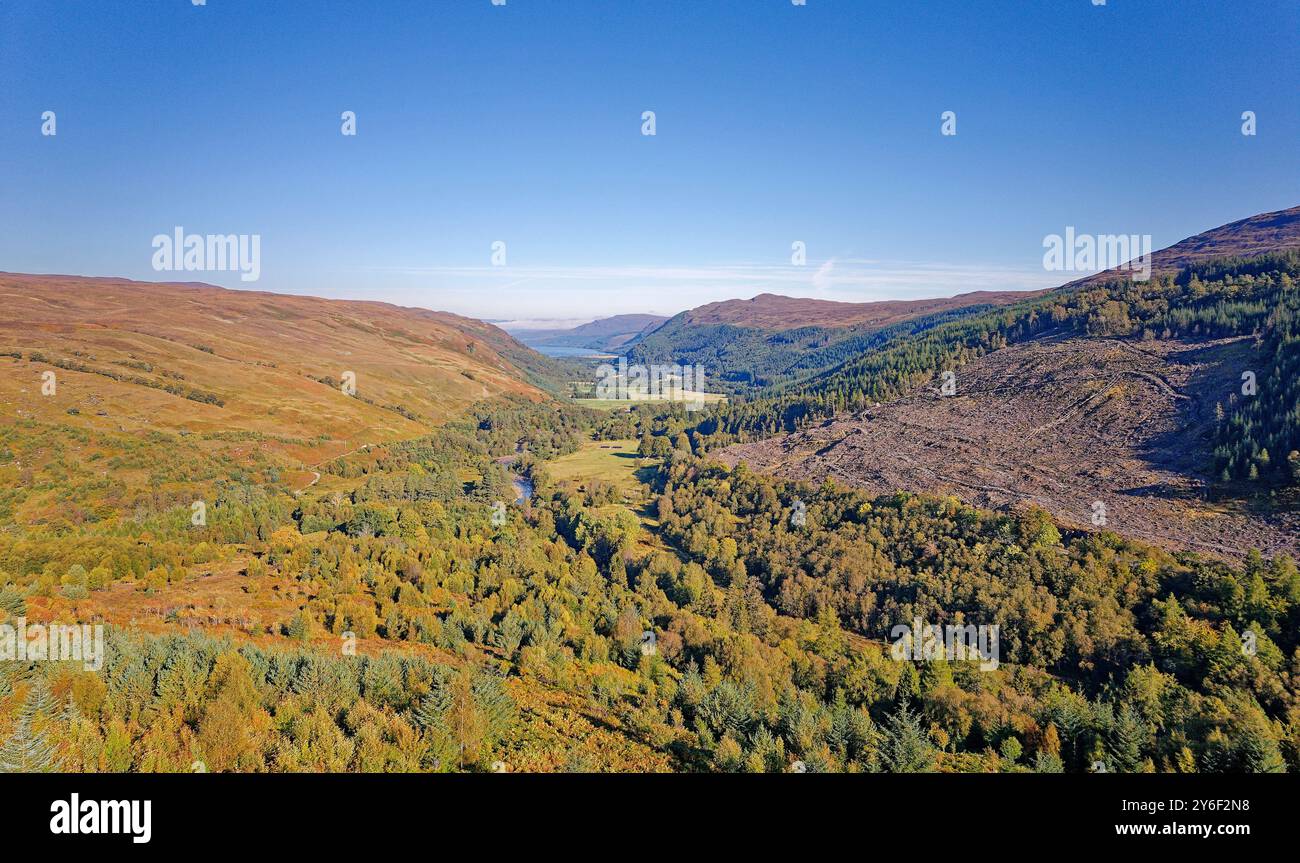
(1, 0), (1296, 322)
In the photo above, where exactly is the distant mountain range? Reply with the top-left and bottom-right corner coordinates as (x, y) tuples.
(675, 290), (1043, 330)
(506, 314), (668, 354)
(502, 206), (1300, 382)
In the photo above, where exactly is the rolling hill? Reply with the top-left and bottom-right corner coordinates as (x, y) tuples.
(624, 289), (1045, 391)
(507, 313), (668, 353)
(0, 273), (568, 466)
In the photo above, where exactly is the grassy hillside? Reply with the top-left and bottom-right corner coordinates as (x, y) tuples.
(0, 273), (574, 466)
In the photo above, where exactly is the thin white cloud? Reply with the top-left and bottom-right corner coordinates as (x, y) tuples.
(812, 258), (836, 293)
(359, 259), (1064, 318)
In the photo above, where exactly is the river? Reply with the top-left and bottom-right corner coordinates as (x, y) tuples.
(512, 474), (533, 503)
(495, 453), (533, 504)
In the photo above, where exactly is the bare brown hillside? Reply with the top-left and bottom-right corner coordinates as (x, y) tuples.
(1067, 205), (1300, 288)
(718, 333), (1299, 560)
(0, 273), (545, 464)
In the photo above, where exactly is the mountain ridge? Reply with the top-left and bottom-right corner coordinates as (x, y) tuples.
(680, 289), (1047, 330)
(508, 312), (668, 352)
(1065, 205), (1300, 288)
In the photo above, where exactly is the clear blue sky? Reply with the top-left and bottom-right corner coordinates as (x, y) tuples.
(1, 0), (1296, 322)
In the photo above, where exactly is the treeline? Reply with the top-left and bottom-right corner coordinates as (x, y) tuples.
(25, 351), (225, 406)
(324, 395), (595, 480)
(1201, 262), (1300, 484)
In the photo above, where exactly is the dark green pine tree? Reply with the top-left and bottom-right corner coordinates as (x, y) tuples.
(360, 655), (404, 711)
(1238, 727), (1287, 773)
(1052, 704), (1089, 771)
(0, 682), (62, 773)
(1106, 705), (1146, 773)
(879, 702), (934, 773)
(894, 661), (920, 705)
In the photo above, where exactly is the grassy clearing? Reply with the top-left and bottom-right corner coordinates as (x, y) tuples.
(544, 438), (667, 539)
(545, 439), (649, 494)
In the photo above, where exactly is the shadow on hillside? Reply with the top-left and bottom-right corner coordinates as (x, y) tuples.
(1136, 337), (1257, 485)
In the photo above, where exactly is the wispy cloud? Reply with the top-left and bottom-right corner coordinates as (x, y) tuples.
(359, 259), (1064, 318)
(812, 258), (836, 293)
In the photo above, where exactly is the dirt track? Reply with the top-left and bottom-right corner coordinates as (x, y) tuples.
(719, 334), (1299, 562)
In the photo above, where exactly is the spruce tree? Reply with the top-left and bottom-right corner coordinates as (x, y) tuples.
(471, 670), (517, 747)
(1106, 705), (1146, 773)
(0, 682), (61, 773)
(880, 703), (934, 773)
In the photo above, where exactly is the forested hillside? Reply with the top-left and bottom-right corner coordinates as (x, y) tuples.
(626, 292), (1032, 394)
(3, 393), (1297, 772)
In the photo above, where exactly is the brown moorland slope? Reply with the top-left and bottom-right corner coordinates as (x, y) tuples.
(1067, 205), (1300, 288)
(0, 273), (546, 466)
